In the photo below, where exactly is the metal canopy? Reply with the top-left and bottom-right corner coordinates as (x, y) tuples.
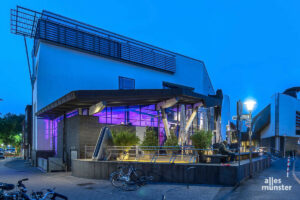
(36, 89), (222, 119)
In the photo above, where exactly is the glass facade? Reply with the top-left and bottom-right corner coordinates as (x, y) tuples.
(44, 104), (216, 153)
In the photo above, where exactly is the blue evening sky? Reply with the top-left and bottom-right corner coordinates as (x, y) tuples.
(0, 0), (299, 116)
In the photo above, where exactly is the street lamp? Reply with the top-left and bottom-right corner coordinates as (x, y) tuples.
(244, 100), (256, 112)
(244, 99), (256, 178)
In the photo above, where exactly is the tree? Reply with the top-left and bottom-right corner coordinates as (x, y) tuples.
(0, 113), (25, 149)
(190, 130), (213, 150)
(140, 127), (158, 151)
(164, 130), (178, 147)
(191, 130), (213, 162)
(111, 129), (140, 147)
(190, 130), (213, 162)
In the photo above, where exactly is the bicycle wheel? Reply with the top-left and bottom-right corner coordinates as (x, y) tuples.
(121, 180), (139, 191)
(132, 169), (145, 182)
(121, 169), (144, 191)
(110, 172), (125, 188)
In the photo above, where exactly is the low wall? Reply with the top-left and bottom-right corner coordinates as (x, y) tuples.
(38, 157), (48, 171)
(31, 150), (55, 167)
(72, 156), (271, 186)
(48, 157), (65, 172)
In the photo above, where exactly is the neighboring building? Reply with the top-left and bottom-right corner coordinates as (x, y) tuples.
(11, 6), (231, 168)
(22, 105), (32, 160)
(253, 87), (300, 155)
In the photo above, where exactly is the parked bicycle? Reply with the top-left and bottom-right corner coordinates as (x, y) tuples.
(0, 181), (16, 200)
(110, 165), (153, 191)
(0, 178), (68, 200)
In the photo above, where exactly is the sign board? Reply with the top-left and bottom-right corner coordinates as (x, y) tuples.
(233, 114), (249, 121)
(240, 114), (250, 120)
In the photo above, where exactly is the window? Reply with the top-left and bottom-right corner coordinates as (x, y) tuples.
(119, 76), (135, 90)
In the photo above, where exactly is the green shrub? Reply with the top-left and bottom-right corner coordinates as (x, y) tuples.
(111, 129), (140, 147)
(141, 127), (158, 150)
(190, 130), (213, 150)
(164, 130), (178, 147)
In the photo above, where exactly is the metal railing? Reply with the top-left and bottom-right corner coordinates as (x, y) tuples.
(11, 6), (176, 74)
(85, 145), (219, 164)
(84, 145), (95, 159)
(83, 144), (263, 164)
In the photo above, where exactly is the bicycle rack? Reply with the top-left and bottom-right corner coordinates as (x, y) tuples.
(151, 154), (158, 163)
(189, 155), (196, 163)
(169, 154), (177, 164)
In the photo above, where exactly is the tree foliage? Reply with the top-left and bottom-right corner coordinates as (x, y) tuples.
(164, 130), (178, 147)
(141, 127), (158, 150)
(111, 129), (140, 147)
(0, 113), (24, 147)
(190, 130), (213, 150)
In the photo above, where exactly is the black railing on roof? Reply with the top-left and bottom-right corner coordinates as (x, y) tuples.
(11, 6), (176, 73)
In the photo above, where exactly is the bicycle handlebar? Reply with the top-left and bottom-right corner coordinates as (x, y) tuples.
(18, 178), (29, 183)
(51, 192), (68, 200)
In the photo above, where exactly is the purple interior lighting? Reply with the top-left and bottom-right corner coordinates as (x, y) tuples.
(45, 115), (63, 154)
(44, 119), (49, 140)
(94, 105), (161, 128)
(93, 104), (173, 145)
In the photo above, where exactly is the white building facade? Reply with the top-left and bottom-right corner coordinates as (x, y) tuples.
(11, 6), (231, 165)
(256, 88), (300, 154)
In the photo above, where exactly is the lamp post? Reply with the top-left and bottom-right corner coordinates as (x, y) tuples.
(244, 100), (256, 178)
(0, 99), (3, 115)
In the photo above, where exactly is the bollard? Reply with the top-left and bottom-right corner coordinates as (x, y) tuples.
(186, 167), (196, 189)
(287, 156), (290, 178)
(293, 151), (295, 160)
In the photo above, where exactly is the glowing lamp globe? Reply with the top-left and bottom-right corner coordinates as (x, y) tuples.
(244, 100), (256, 112)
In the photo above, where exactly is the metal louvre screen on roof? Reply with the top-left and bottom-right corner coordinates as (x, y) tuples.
(35, 19), (121, 58)
(11, 6), (176, 73)
(120, 43), (175, 72)
(34, 19), (175, 73)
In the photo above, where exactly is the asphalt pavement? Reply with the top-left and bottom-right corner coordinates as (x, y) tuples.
(0, 157), (299, 200)
(0, 158), (233, 200)
(224, 157), (300, 200)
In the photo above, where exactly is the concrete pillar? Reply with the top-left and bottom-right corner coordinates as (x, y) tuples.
(179, 105), (186, 145)
(161, 108), (170, 138)
(275, 136), (280, 152)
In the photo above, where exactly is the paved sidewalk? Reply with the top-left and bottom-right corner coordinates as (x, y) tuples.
(226, 157), (300, 200)
(0, 158), (233, 200)
(3, 158), (297, 200)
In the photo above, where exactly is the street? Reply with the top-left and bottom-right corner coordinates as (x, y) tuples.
(0, 158), (299, 200)
(227, 157), (300, 200)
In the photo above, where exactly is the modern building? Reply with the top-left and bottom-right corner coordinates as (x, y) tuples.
(11, 6), (231, 168)
(253, 87), (300, 155)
